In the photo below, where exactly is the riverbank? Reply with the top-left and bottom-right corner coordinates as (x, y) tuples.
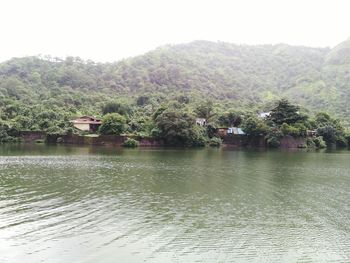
(15, 131), (316, 149)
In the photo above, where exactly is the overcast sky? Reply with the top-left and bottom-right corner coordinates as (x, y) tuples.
(0, 0), (349, 63)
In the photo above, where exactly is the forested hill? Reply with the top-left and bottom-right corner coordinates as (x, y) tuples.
(1, 38), (350, 124)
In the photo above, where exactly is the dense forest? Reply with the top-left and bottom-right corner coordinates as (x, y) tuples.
(0, 38), (350, 146)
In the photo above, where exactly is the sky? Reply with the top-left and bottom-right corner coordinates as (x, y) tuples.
(0, 0), (349, 63)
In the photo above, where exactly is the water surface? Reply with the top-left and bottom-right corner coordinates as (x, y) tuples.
(0, 144), (349, 262)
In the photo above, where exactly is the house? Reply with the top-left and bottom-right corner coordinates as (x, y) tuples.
(258, 112), (271, 118)
(217, 128), (229, 137)
(196, 118), (207, 126)
(217, 127), (245, 137)
(307, 130), (317, 137)
(71, 116), (102, 132)
(228, 127), (245, 135)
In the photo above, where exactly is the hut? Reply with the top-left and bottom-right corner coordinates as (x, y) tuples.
(196, 118), (207, 126)
(71, 116), (102, 132)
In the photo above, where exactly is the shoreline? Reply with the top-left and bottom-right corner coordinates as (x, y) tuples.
(12, 131), (332, 150)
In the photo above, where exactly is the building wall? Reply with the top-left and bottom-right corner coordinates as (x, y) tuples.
(222, 135), (266, 148)
(18, 131), (47, 142)
(47, 134), (165, 147)
(73, 123), (90, 131)
(280, 136), (306, 148)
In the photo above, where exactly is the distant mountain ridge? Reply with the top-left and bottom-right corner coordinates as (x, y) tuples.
(0, 38), (349, 123)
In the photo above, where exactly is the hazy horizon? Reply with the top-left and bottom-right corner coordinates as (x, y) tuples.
(1, 0), (350, 63)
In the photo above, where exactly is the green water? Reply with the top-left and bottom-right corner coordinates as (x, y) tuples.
(0, 144), (349, 263)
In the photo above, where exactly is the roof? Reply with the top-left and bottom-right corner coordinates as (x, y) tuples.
(222, 127), (246, 135)
(237, 128), (245, 135)
(259, 112), (271, 118)
(71, 116), (102, 124)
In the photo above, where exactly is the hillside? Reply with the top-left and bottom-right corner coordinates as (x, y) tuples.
(0, 39), (350, 129)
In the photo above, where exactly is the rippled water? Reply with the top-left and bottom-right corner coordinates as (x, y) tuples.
(0, 144), (349, 262)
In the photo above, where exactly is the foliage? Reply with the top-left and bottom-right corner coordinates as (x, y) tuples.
(297, 143), (307, 148)
(218, 110), (242, 127)
(136, 96), (150, 106)
(269, 99), (307, 126)
(102, 102), (130, 116)
(280, 122), (307, 137)
(346, 133), (350, 146)
(314, 112), (346, 146)
(281, 123), (300, 137)
(266, 128), (283, 148)
(0, 40), (349, 147)
(99, 113), (126, 135)
(208, 137), (222, 147)
(241, 116), (268, 136)
(155, 110), (205, 146)
(306, 138), (316, 148)
(0, 121), (19, 143)
(123, 138), (139, 147)
(267, 136), (280, 148)
(313, 136), (327, 148)
(206, 123), (218, 138)
(195, 100), (215, 120)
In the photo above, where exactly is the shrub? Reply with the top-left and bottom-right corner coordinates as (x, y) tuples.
(155, 110), (206, 147)
(316, 125), (337, 145)
(102, 102), (130, 115)
(208, 137), (222, 147)
(123, 138), (139, 148)
(336, 136), (348, 147)
(241, 116), (268, 136)
(267, 136), (280, 148)
(346, 133), (350, 146)
(99, 113), (126, 135)
(281, 123), (301, 137)
(306, 137), (316, 148)
(136, 96), (150, 106)
(313, 136), (327, 149)
(0, 121), (20, 143)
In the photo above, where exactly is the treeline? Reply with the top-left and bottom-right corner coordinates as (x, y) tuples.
(96, 99), (349, 148)
(2, 94), (349, 148)
(0, 39), (350, 122)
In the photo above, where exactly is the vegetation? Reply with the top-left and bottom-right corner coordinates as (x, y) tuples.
(154, 110), (206, 146)
(99, 113), (126, 135)
(208, 137), (222, 147)
(314, 113), (346, 146)
(0, 121), (19, 142)
(241, 116), (268, 137)
(123, 138), (139, 148)
(0, 39), (349, 147)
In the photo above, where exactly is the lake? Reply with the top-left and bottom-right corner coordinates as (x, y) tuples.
(0, 144), (349, 262)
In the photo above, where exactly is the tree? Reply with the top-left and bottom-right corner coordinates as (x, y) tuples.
(195, 100), (215, 119)
(99, 113), (126, 135)
(241, 116), (268, 136)
(218, 110), (242, 127)
(316, 125), (337, 144)
(102, 102), (130, 116)
(136, 96), (150, 106)
(269, 99), (307, 126)
(0, 120), (19, 142)
(314, 112), (346, 146)
(155, 110), (205, 146)
(281, 122), (307, 137)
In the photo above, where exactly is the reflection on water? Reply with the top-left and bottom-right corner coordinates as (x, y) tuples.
(0, 144), (349, 262)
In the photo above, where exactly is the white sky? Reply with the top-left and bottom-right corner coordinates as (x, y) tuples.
(0, 0), (349, 63)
